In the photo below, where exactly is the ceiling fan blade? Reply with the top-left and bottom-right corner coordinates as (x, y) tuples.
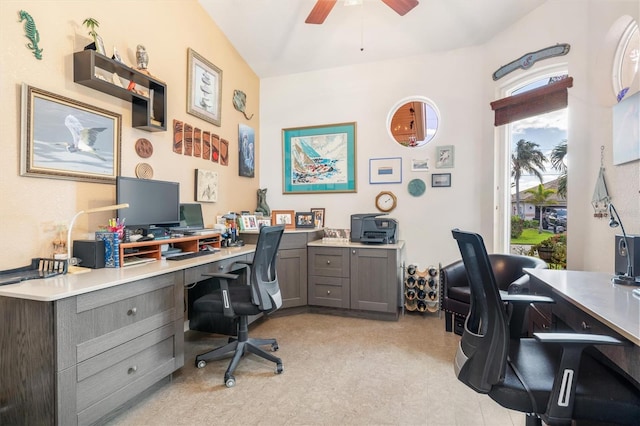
(381, 0), (419, 16)
(305, 0), (338, 24)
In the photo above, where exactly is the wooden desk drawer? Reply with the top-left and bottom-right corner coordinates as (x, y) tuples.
(76, 336), (173, 412)
(76, 287), (175, 363)
(308, 275), (349, 308)
(308, 247), (349, 277)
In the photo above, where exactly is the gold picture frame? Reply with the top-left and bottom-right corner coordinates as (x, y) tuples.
(20, 84), (121, 183)
(187, 48), (222, 127)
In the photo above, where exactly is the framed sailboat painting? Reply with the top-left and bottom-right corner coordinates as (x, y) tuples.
(282, 122), (357, 194)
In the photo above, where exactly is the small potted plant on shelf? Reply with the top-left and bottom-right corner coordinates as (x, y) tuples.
(82, 18), (105, 55)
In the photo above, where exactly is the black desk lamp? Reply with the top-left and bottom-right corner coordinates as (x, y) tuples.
(608, 203), (640, 286)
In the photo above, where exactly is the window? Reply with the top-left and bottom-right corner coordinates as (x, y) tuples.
(612, 18), (639, 100)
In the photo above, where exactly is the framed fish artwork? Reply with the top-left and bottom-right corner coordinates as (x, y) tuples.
(20, 84), (121, 183)
(187, 48), (222, 127)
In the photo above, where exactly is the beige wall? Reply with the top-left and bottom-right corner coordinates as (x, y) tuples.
(0, 0), (260, 269)
(260, 0), (640, 270)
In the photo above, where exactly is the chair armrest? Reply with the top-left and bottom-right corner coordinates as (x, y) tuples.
(201, 272), (240, 281)
(200, 272), (240, 317)
(501, 293), (554, 338)
(501, 294), (555, 304)
(532, 331), (624, 424)
(507, 275), (530, 294)
(533, 332), (624, 346)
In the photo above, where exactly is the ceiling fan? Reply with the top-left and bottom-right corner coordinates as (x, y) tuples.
(305, 0), (419, 24)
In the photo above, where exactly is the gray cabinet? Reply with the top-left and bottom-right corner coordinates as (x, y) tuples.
(308, 245), (403, 315)
(0, 271), (184, 426)
(242, 230), (323, 309)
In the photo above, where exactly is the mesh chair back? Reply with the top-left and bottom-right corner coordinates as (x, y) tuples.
(250, 225), (285, 313)
(452, 229), (509, 393)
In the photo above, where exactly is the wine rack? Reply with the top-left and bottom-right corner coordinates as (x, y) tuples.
(404, 263), (439, 313)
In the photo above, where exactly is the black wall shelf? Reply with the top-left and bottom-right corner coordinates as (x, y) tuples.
(73, 50), (167, 132)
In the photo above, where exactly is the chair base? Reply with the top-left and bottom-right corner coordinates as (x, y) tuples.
(195, 315), (283, 387)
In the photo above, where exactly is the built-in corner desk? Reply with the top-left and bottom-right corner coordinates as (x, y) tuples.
(524, 268), (640, 387)
(0, 245), (256, 426)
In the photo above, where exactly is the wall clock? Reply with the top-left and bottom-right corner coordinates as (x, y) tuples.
(408, 178), (426, 197)
(375, 191), (397, 212)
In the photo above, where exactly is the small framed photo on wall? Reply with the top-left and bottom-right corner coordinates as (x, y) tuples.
(432, 173), (451, 187)
(436, 145), (454, 168)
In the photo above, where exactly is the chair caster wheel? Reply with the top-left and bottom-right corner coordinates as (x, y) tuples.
(225, 376), (236, 388)
(276, 364), (284, 374)
(196, 360), (206, 369)
(272, 343), (279, 351)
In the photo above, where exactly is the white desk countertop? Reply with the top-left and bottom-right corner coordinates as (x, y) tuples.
(0, 245), (256, 302)
(524, 268), (640, 345)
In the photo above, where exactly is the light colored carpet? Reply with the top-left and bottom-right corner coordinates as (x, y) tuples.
(106, 312), (522, 425)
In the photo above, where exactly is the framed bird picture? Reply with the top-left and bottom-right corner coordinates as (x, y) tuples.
(20, 84), (121, 183)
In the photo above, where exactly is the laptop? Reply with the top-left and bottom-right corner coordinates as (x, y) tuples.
(172, 203), (219, 235)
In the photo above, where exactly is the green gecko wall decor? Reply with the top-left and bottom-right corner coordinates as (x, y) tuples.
(18, 10), (43, 60)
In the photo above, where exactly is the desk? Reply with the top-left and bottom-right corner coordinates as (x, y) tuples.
(525, 268), (640, 386)
(0, 246), (255, 426)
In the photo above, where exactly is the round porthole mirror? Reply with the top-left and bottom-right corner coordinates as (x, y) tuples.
(387, 96), (440, 148)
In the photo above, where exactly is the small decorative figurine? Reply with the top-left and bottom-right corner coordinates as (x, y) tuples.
(256, 188), (270, 216)
(136, 44), (149, 70)
(233, 89), (254, 120)
(18, 10), (43, 60)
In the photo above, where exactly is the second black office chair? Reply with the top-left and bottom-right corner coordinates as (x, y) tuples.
(451, 229), (640, 425)
(193, 225), (285, 387)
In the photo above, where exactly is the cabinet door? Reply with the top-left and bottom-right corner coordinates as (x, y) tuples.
(350, 248), (398, 313)
(277, 248), (307, 308)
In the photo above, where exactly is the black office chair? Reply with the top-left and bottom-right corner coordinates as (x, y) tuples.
(193, 225), (285, 387)
(451, 229), (640, 425)
(441, 253), (547, 335)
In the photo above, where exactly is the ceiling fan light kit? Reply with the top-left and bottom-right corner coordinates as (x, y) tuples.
(305, 0), (418, 24)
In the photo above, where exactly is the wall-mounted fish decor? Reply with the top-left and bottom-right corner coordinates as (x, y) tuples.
(18, 10), (43, 60)
(233, 89), (254, 120)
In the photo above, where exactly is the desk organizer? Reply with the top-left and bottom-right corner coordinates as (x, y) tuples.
(404, 264), (439, 313)
(0, 258), (68, 286)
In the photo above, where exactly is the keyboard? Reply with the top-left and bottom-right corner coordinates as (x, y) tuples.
(165, 250), (219, 261)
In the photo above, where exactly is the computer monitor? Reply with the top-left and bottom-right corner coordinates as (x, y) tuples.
(116, 176), (180, 230)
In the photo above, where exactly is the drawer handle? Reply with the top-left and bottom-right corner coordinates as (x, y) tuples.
(327, 290), (331, 295)
(128, 366), (138, 374)
(326, 260), (331, 265)
(581, 321), (591, 331)
(352, 250), (356, 254)
(219, 265), (224, 270)
(127, 307), (137, 316)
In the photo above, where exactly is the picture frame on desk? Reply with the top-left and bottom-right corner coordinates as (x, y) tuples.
(20, 84), (122, 183)
(271, 210), (295, 229)
(295, 212), (315, 228)
(310, 208), (325, 228)
(240, 215), (259, 231)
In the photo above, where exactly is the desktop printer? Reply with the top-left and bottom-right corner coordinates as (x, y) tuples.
(350, 213), (398, 244)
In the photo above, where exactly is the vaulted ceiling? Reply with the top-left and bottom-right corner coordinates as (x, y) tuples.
(199, 0), (547, 78)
